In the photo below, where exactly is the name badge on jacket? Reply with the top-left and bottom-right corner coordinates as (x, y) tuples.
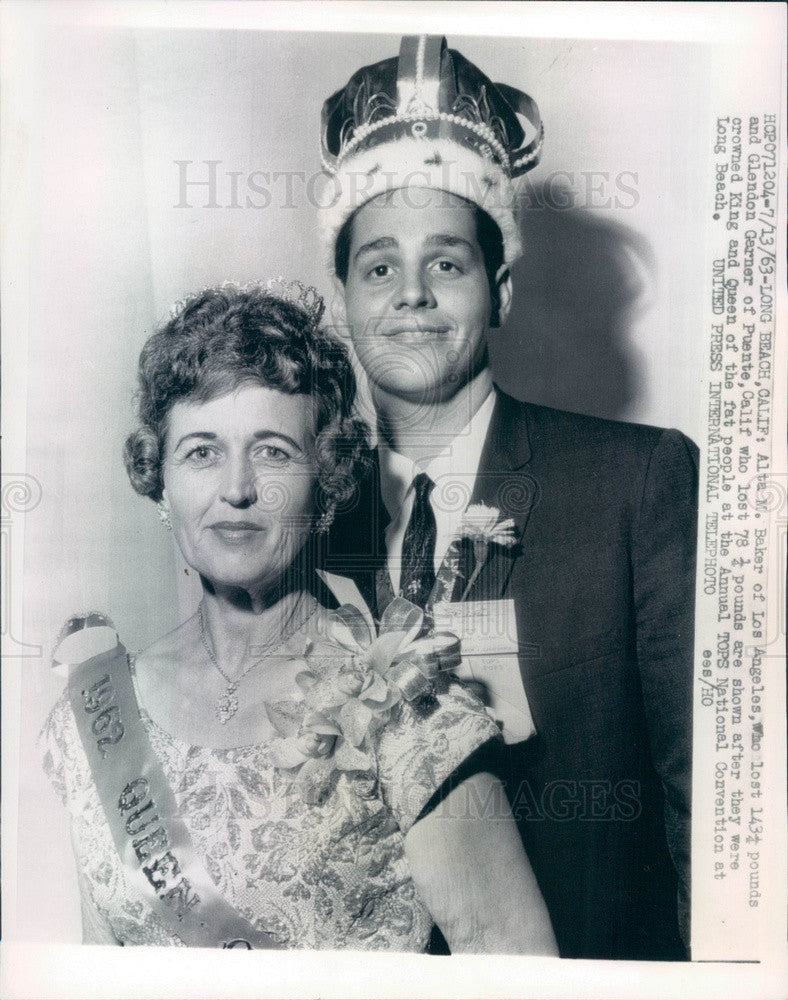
(432, 599), (536, 745)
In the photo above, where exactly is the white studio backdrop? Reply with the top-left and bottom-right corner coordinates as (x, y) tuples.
(16, 26), (710, 940)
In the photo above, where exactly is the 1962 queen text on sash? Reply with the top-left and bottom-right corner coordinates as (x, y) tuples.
(67, 641), (284, 949)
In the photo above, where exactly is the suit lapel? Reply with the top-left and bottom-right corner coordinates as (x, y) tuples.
(461, 391), (537, 602)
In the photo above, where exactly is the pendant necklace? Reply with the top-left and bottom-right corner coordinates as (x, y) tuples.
(197, 594), (317, 724)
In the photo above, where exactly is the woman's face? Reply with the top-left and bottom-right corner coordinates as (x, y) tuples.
(161, 383), (318, 595)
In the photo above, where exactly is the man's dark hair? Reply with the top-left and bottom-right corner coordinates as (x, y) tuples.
(334, 199), (505, 295)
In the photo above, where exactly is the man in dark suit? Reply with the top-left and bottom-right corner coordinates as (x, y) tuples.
(319, 35), (697, 960)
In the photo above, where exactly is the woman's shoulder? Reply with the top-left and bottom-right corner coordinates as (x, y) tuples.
(38, 685), (87, 809)
(52, 611), (121, 661)
(132, 618), (195, 698)
(42, 611), (121, 759)
(39, 685), (75, 742)
(41, 610), (133, 808)
(134, 617), (191, 669)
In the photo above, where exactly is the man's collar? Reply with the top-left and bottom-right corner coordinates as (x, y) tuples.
(377, 443), (416, 519)
(377, 388), (497, 517)
(426, 388), (496, 482)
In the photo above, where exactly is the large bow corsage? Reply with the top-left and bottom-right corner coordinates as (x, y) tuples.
(265, 598), (461, 804)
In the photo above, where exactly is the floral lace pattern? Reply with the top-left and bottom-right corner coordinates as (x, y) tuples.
(39, 654), (499, 949)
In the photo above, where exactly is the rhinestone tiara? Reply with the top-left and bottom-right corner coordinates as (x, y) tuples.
(168, 278), (325, 327)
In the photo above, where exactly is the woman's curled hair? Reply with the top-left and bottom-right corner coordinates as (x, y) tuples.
(123, 283), (370, 528)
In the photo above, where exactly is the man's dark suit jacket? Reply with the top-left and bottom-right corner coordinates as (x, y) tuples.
(325, 389), (698, 960)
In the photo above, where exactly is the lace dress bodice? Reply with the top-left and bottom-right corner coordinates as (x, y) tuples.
(39, 653), (499, 950)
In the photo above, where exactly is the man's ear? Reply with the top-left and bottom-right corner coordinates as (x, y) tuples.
(329, 275), (349, 335)
(491, 265), (513, 328)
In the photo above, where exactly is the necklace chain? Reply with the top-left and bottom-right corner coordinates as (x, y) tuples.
(197, 594), (317, 724)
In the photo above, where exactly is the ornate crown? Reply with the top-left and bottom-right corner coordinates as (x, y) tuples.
(318, 36), (544, 268)
(321, 35), (543, 180)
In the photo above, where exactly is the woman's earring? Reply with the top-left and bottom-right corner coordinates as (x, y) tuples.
(157, 500), (172, 531)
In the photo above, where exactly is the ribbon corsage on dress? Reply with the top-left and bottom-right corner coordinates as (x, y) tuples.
(266, 597), (462, 804)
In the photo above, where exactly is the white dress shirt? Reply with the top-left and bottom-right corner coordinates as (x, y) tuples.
(378, 391), (496, 594)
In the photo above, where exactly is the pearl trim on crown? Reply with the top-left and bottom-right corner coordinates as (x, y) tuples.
(321, 110), (511, 176)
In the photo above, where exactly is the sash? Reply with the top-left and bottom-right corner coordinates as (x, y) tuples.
(67, 636), (284, 949)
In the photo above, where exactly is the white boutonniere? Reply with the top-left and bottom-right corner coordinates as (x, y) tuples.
(456, 504), (519, 600)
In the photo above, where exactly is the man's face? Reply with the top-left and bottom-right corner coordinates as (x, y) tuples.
(335, 190), (510, 406)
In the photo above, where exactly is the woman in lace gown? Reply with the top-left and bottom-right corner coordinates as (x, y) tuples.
(39, 283), (556, 953)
